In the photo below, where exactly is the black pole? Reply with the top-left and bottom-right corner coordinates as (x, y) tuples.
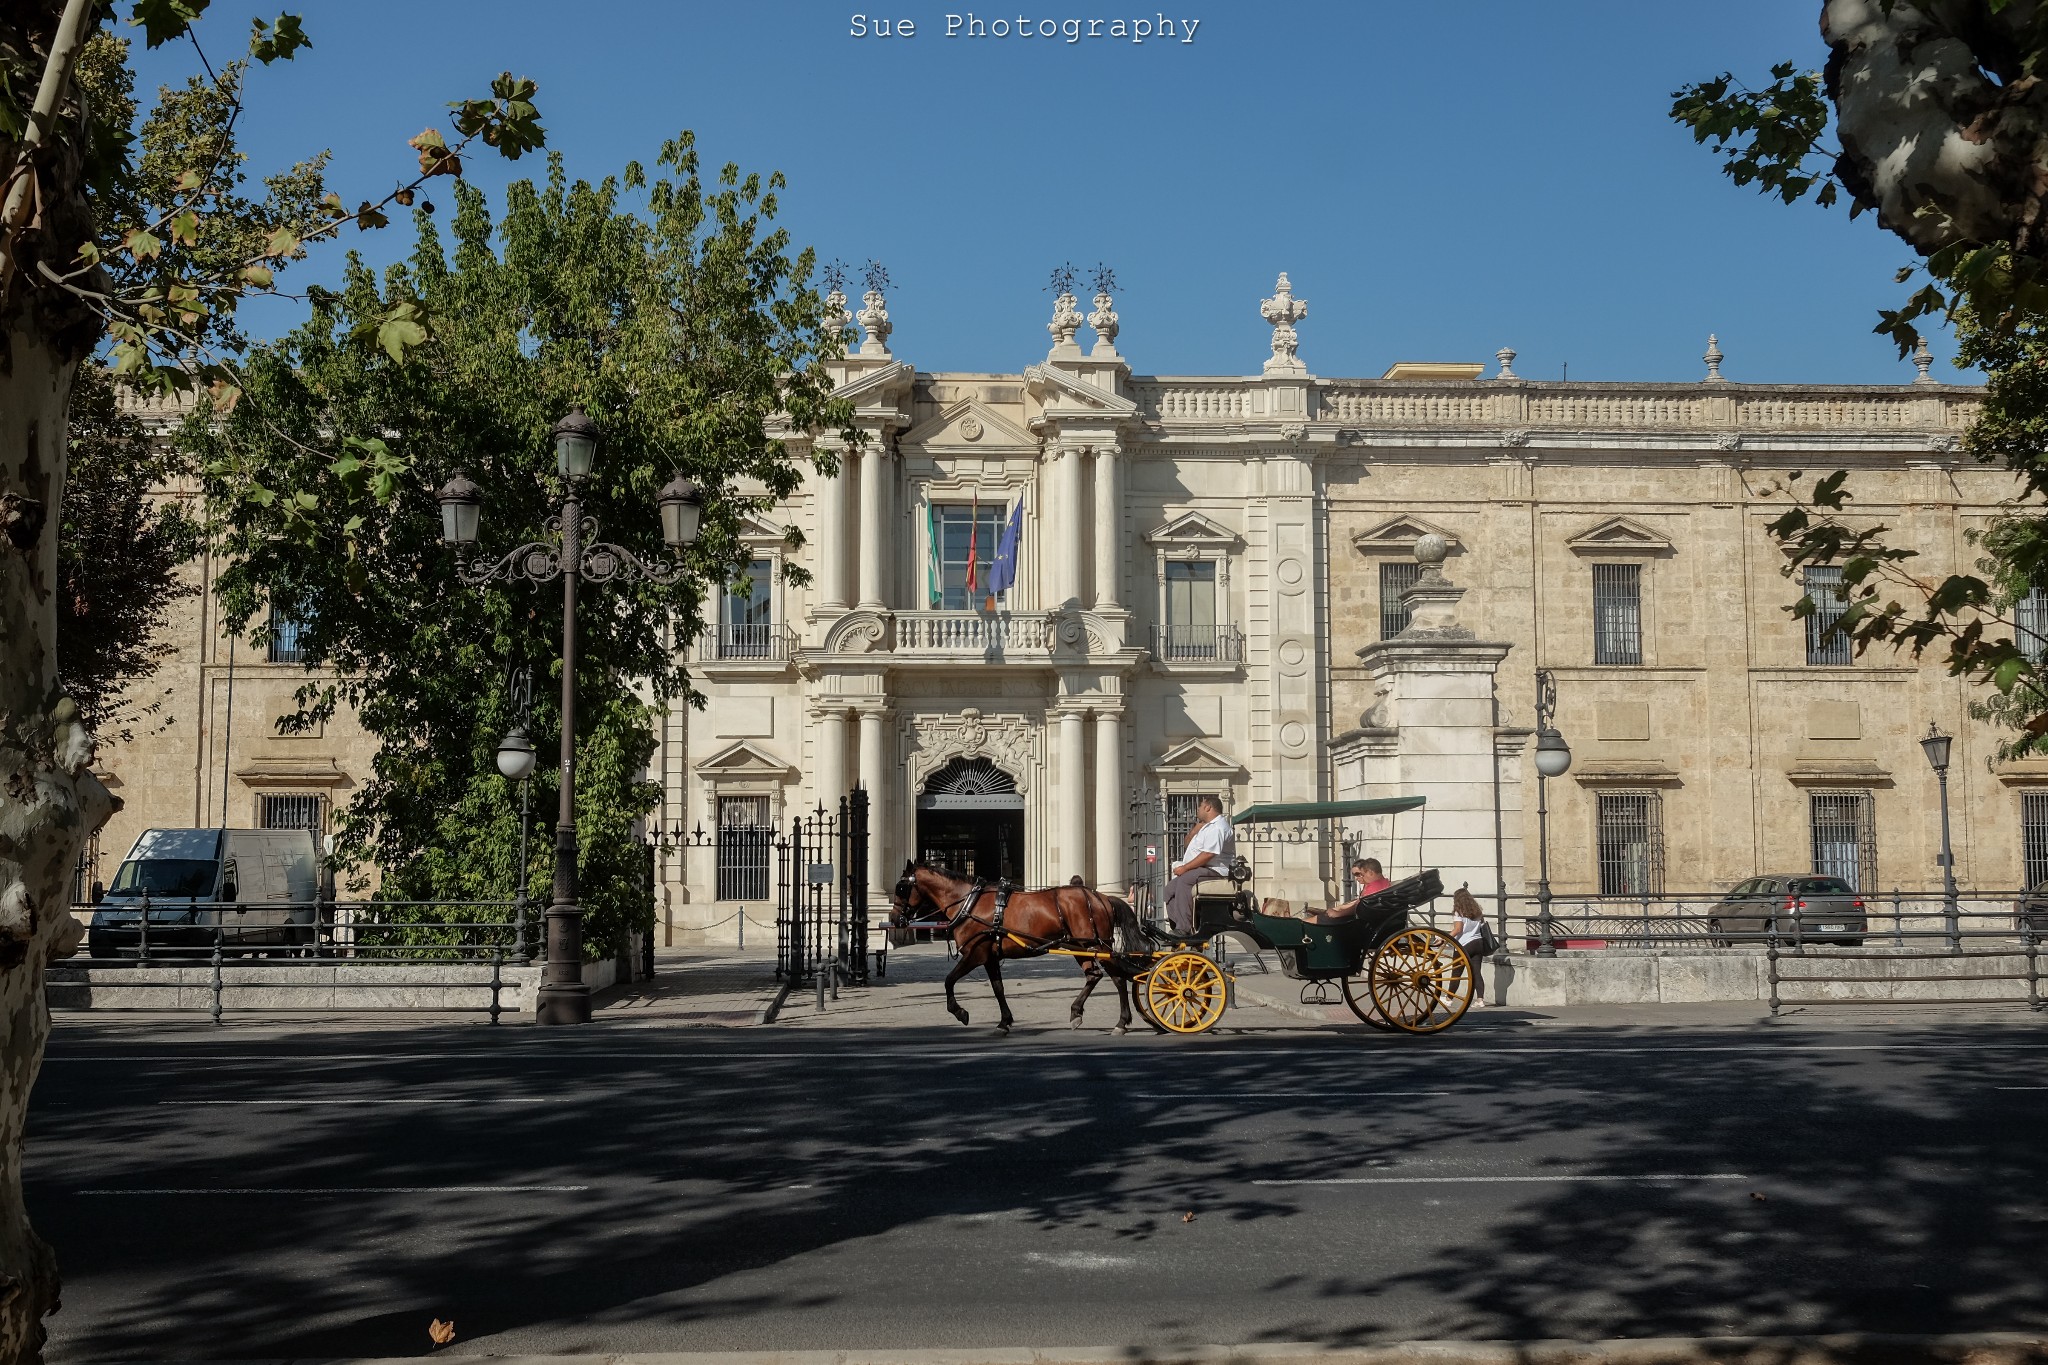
(1535, 769), (1556, 956)
(514, 776), (533, 962)
(1937, 764), (1959, 952)
(538, 487), (590, 1024)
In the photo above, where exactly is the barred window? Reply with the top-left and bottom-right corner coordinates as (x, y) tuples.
(2018, 584), (2048, 664)
(260, 793), (325, 834)
(267, 605), (311, 665)
(1591, 563), (1642, 666)
(715, 796), (773, 901)
(1596, 791), (1664, 895)
(2024, 792), (2048, 890)
(1804, 566), (1853, 666)
(1379, 561), (1422, 639)
(1810, 789), (1877, 892)
(1166, 795), (1203, 854)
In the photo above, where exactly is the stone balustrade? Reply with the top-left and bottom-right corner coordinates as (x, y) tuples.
(893, 610), (1057, 655)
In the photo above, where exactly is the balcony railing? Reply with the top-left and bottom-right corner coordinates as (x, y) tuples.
(896, 611), (1057, 654)
(1152, 623), (1245, 663)
(696, 623), (796, 663)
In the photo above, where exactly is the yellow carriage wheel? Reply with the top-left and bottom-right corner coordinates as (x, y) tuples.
(1144, 951), (1229, 1034)
(1367, 927), (1474, 1035)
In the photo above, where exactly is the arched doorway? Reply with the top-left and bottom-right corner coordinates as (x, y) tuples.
(916, 757), (1025, 881)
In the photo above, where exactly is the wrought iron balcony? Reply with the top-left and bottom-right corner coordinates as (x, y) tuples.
(1152, 623), (1245, 664)
(696, 623), (797, 663)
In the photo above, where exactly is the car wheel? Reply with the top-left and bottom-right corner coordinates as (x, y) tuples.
(87, 933), (111, 961)
(1707, 917), (1728, 950)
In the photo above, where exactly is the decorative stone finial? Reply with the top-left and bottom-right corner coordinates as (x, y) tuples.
(1913, 335), (1936, 385)
(1495, 346), (1517, 380)
(1046, 262), (1083, 357)
(1702, 333), (1725, 383)
(1395, 532), (1472, 639)
(1414, 532), (1449, 571)
(857, 260), (892, 358)
(1087, 263), (1119, 357)
(1261, 272), (1309, 376)
(822, 260), (855, 351)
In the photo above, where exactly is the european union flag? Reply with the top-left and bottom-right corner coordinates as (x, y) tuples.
(987, 495), (1025, 597)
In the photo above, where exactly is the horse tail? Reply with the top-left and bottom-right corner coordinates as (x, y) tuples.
(1105, 891), (1143, 958)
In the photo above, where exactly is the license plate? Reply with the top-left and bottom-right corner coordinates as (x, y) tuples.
(1818, 923), (1846, 932)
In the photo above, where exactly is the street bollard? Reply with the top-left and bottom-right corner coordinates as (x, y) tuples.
(209, 929), (224, 1026)
(1766, 936), (1780, 1017)
(488, 945), (503, 1026)
(815, 965), (827, 1012)
(138, 888), (151, 963)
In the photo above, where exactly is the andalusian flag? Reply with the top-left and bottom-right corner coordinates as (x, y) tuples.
(925, 501), (942, 607)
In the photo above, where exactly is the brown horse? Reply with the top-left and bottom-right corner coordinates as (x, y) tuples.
(888, 862), (1148, 1034)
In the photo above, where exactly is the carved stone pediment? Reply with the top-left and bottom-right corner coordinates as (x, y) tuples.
(1144, 511), (1242, 550)
(1565, 515), (1675, 558)
(1352, 515), (1466, 558)
(1146, 737), (1246, 782)
(833, 359), (915, 409)
(899, 398), (1036, 454)
(1023, 363), (1139, 419)
(821, 611), (891, 654)
(694, 740), (797, 780)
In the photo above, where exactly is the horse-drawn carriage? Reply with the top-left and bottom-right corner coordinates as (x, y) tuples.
(890, 796), (1478, 1036)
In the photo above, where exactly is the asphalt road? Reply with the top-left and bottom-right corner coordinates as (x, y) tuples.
(25, 994), (2048, 1360)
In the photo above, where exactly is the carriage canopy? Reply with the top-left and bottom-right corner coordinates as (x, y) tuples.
(1232, 796), (1426, 825)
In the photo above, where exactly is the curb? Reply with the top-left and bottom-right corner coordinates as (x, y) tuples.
(753, 976), (798, 1026)
(95, 1332), (2048, 1365)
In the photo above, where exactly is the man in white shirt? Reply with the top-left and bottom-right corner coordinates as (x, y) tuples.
(1165, 794), (1234, 934)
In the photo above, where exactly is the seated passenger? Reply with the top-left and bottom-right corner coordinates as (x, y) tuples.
(1305, 858), (1393, 924)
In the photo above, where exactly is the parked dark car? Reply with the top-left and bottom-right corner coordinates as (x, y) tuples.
(1709, 874), (1868, 946)
(2016, 881), (2048, 938)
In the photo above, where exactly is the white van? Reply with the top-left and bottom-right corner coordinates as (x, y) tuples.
(90, 828), (320, 958)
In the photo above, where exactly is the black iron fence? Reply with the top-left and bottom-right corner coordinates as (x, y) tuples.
(775, 789), (869, 988)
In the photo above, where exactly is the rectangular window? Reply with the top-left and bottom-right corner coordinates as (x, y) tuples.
(260, 793), (326, 834)
(1804, 566), (1853, 666)
(1595, 791), (1664, 895)
(2025, 792), (2048, 890)
(2019, 584), (2048, 664)
(1379, 561), (1422, 639)
(1165, 795), (1203, 856)
(714, 796), (773, 901)
(719, 559), (774, 658)
(267, 605), (311, 665)
(1809, 789), (1877, 893)
(1591, 563), (1643, 666)
(935, 504), (1005, 610)
(1163, 560), (1219, 658)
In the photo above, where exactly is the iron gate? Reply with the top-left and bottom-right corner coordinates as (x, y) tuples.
(775, 788), (869, 985)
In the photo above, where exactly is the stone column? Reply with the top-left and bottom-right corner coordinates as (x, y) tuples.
(858, 707), (890, 893)
(1056, 445), (1086, 607)
(1092, 445), (1122, 610)
(1093, 709), (1124, 891)
(1058, 708), (1088, 881)
(815, 708), (847, 811)
(857, 443), (890, 610)
(816, 459), (849, 612)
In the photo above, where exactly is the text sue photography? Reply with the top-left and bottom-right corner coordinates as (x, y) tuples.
(850, 13), (1204, 43)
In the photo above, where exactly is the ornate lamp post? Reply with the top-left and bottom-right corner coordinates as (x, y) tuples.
(1532, 669), (1572, 957)
(1921, 722), (1960, 951)
(437, 408), (704, 1024)
(496, 664), (538, 962)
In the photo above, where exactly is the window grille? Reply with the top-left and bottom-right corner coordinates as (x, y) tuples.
(1595, 791), (1664, 895)
(2019, 585), (2048, 664)
(1163, 560), (1220, 657)
(1809, 789), (1877, 892)
(2024, 792), (2048, 890)
(260, 793), (325, 834)
(1166, 795), (1203, 856)
(1379, 561), (1422, 639)
(267, 605), (311, 665)
(1804, 566), (1853, 666)
(719, 559), (774, 658)
(715, 796), (773, 901)
(1591, 563), (1642, 666)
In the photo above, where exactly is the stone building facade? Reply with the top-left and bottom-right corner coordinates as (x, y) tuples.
(98, 278), (2029, 942)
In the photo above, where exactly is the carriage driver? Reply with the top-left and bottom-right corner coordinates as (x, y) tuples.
(1164, 794), (1235, 935)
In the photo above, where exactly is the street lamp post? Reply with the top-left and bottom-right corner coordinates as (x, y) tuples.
(1532, 669), (1572, 957)
(438, 408), (704, 1025)
(1921, 722), (1959, 952)
(496, 664), (538, 962)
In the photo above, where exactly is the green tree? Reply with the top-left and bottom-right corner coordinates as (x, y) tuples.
(197, 137), (857, 955)
(0, 6), (547, 1357)
(1671, 2), (2048, 756)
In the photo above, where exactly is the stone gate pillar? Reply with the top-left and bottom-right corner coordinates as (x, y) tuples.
(1329, 534), (1528, 906)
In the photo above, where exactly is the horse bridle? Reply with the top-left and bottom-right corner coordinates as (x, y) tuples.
(894, 872), (985, 934)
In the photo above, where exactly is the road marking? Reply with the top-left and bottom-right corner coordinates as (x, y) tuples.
(77, 1184), (589, 1195)
(1132, 1091), (1452, 1098)
(1254, 1172), (1749, 1187)
(1996, 1086), (2048, 1090)
(155, 1098), (556, 1106)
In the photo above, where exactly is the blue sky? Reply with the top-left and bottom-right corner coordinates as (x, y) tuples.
(130, 2), (1952, 385)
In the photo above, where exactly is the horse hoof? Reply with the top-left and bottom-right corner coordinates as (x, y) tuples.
(950, 1009), (969, 1026)
(1113, 1025), (1129, 1036)
(1068, 1015), (1084, 1029)
(995, 1023), (1011, 1035)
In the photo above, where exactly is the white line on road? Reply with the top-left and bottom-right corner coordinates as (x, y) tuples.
(1254, 1173), (1750, 1187)
(77, 1185), (589, 1195)
(1132, 1092), (1452, 1098)
(155, 1098), (556, 1106)
(1996, 1086), (2048, 1090)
